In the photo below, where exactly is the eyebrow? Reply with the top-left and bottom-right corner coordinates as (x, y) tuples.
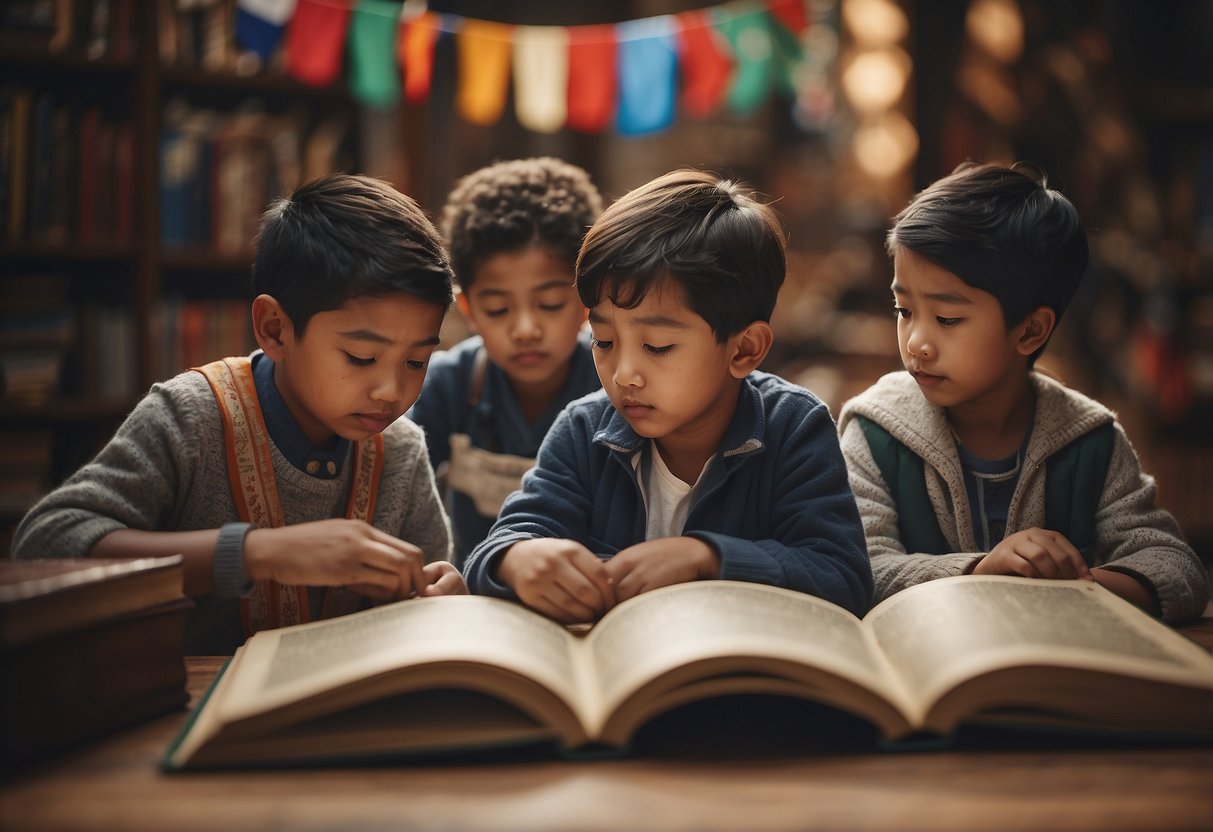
(889, 280), (973, 305)
(337, 329), (442, 348)
(587, 310), (690, 329)
(474, 280), (572, 298)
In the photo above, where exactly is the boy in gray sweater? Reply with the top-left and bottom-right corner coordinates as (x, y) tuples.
(13, 174), (466, 653)
(837, 162), (1206, 623)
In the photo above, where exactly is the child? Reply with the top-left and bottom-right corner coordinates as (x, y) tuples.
(12, 174), (466, 654)
(837, 161), (1208, 623)
(463, 169), (873, 623)
(406, 157), (604, 565)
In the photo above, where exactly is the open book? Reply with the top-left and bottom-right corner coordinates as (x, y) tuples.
(164, 576), (1213, 769)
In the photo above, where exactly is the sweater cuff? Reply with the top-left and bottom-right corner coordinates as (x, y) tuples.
(213, 522), (255, 598)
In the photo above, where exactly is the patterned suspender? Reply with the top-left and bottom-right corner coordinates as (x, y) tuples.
(194, 357), (384, 636)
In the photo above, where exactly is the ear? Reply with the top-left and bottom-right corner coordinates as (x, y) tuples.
(727, 321), (774, 379)
(454, 290), (477, 333)
(1014, 305), (1056, 357)
(251, 294), (292, 361)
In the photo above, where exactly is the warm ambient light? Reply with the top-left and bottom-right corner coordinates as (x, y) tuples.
(840, 47), (910, 114)
(853, 111), (919, 178)
(841, 0), (908, 47)
(965, 0), (1024, 64)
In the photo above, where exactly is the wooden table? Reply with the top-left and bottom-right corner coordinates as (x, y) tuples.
(2, 618), (1212, 832)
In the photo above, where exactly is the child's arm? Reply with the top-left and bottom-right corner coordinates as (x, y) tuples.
(91, 520), (433, 600)
(497, 538), (614, 623)
(839, 417), (984, 600)
(1087, 425), (1207, 622)
(681, 398), (873, 617)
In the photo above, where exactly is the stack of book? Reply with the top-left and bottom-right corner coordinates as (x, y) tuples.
(1, 556), (191, 770)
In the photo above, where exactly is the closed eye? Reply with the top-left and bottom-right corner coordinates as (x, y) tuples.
(483, 308), (508, 318)
(591, 338), (613, 351)
(406, 360), (426, 370)
(644, 344), (674, 355)
(937, 316), (960, 327)
(539, 302), (568, 312)
(345, 353), (374, 367)
(893, 306), (910, 319)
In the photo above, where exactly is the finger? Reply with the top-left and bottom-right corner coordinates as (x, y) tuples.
(1052, 534), (1091, 579)
(423, 567), (467, 596)
(368, 537), (430, 597)
(569, 549), (615, 611)
(528, 591), (589, 625)
(539, 582), (601, 624)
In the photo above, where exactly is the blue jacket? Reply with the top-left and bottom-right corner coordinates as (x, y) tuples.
(464, 371), (873, 616)
(406, 333), (601, 563)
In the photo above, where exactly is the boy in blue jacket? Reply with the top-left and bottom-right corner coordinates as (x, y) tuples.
(464, 169), (873, 622)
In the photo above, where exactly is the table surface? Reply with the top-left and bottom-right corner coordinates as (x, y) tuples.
(2, 616), (1212, 832)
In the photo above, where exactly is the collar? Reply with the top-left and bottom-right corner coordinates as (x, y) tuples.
(593, 376), (766, 462)
(253, 352), (350, 479)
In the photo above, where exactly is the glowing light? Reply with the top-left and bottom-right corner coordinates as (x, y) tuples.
(966, 0), (1024, 63)
(841, 47), (910, 114)
(853, 112), (919, 179)
(842, 0), (908, 47)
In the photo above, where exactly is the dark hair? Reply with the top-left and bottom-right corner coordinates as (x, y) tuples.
(575, 169), (786, 342)
(252, 174), (454, 336)
(441, 157), (603, 290)
(886, 162), (1088, 358)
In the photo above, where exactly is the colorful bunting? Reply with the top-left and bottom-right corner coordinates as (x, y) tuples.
(676, 9), (734, 119)
(285, 0), (351, 86)
(349, 0), (402, 108)
(616, 17), (679, 136)
(236, 0), (297, 61)
(456, 20), (513, 126)
(270, 1), (825, 135)
(566, 25), (617, 133)
(399, 10), (440, 103)
(513, 25), (569, 134)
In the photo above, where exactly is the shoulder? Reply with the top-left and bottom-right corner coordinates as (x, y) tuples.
(381, 415), (428, 457)
(837, 371), (922, 433)
(136, 368), (223, 429)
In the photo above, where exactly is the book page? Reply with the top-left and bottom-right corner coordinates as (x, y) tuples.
(216, 595), (587, 728)
(581, 581), (907, 738)
(867, 575), (1213, 725)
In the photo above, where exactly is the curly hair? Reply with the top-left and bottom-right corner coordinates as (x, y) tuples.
(440, 157), (603, 291)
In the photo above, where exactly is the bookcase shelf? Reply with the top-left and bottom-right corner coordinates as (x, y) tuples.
(0, 1), (363, 550)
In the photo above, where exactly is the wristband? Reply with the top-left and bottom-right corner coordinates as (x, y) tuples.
(213, 522), (255, 597)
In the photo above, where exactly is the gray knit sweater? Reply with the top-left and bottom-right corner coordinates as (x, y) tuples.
(837, 371), (1207, 623)
(12, 366), (453, 653)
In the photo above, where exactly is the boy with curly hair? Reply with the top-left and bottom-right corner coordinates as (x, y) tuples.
(463, 169), (872, 623)
(837, 162), (1207, 622)
(406, 157), (604, 565)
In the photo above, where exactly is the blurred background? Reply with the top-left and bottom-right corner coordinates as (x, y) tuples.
(1, 0), (1210, 567)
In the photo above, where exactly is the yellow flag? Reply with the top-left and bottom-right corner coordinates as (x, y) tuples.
(457, 20), (514, 126)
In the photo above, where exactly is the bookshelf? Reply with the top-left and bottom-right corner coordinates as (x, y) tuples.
(0, 1), (362, 550)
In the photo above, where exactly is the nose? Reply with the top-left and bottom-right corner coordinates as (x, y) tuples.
(369, 366), (407, 404)
(612, 346), (643, 389)
(511, 308), (541, 342)
(906, 324), (932, 360)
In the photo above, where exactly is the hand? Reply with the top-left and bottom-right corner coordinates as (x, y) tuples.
(605, 536), (720, 603)
(421, 561), (468, 597)
(243, 519), (430, 602)
(497, 538), (615, 624)
(973, 528), (1092, 580)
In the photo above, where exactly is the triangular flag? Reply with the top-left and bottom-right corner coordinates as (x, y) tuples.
(456, 20), (514, 126)
(349, 0), (401, 108)
(236, 0), (296, 61)
(616, 16), (678, 136)
(285, 0), (352, 87)
(676, 9), (733, 119)
(399, 10), (440, 104)
(566, 25), (616, 133)
(716, 4), (775, 116)
(513, 25), (569, 133)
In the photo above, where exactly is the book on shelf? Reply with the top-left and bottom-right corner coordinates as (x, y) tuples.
(163, 576), (1213, 770)
(1, 555), (192, 768)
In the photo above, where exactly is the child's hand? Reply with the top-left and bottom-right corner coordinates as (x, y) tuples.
(421, 561), (468, 597)
(973, 528), (1092, 580)
(497, 538), (615, 624)
(244, 519), (430, 601)
(606, 537), (720, 603)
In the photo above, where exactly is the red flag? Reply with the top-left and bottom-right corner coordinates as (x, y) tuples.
(566, 25), (616, 133)
(768, 0), (809, 35)
(676, 10), (733, 119)
(285, 0), (352, 87)
(400, 11), (440, 104)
